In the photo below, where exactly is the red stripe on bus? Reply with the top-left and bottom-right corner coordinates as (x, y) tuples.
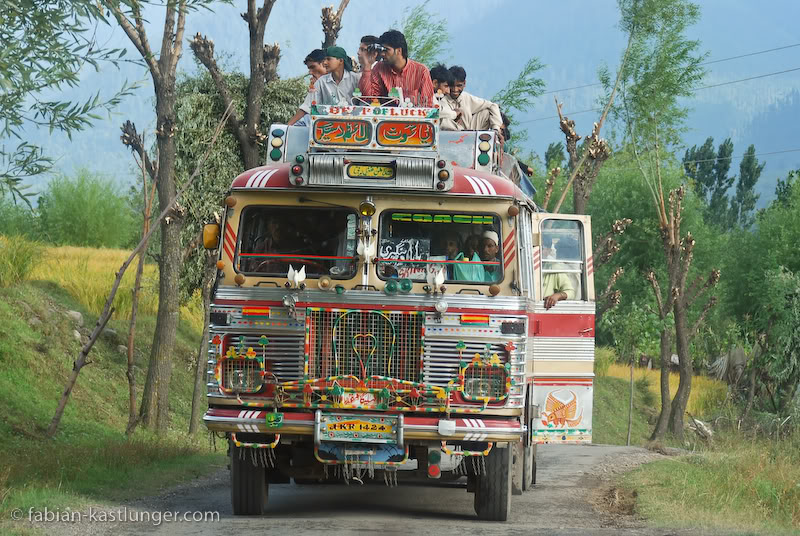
(214, 299), (526, 316)
(528, 313), (595, 337)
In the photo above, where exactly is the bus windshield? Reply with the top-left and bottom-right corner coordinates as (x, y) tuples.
(377, 210), (502, 284)
(236, 206), (358, 279)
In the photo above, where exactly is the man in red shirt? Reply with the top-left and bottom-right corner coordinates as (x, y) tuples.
(358, 30), (434, 107)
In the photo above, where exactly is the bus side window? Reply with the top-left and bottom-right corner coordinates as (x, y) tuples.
(540, 220), (585, 301)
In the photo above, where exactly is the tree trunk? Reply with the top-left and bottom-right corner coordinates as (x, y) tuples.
(650, 329), (672, 440)
(626, 355), (634, 446)
(140, 84), (181, 431)
(189, 254), (217, 434)
(668, 302), (693, 439)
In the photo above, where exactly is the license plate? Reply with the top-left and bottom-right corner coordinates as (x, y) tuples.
(347, 164), (394, 179)
(340, 392), (376, 408)
(318, 414), (399, 444)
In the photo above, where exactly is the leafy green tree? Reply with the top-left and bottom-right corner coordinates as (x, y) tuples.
(774, 169), (797, 207)
(728, 144), (764, 229)
(615, 0), (717, 440)
(37, 170), (137, 248)
(396, 1), (449, 66)
(683, 137), (715, 200)
(544, 142), (566, 172)
(173, 69), (305, 432)
(0, 1), (134, 204)
(492, 58), (546, 152)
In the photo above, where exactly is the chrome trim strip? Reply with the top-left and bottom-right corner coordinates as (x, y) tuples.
(213, 286), (529, 311)
(203, 415), (524, 438)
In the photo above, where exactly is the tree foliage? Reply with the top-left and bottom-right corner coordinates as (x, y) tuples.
(0, 0), (135, 204)
(37, 169), (137, 248)
(396, 0), (449, 67)
(729, 145), (763, 229)
(492, 58), (546, 151)
(175, 70), (306, 299)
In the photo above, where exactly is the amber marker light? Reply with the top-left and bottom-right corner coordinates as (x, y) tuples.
(224, 196), (237, 207)
(438, 170), (450, 180)
(234, 274), (246, 286)
(508, 205), (520, 217)
(359, 200), (376, 217)
(488, 284), (501, 296)
(216, 260), (225, 270)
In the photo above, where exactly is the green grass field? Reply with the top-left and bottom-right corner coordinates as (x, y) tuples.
(0, 249), (225, 532)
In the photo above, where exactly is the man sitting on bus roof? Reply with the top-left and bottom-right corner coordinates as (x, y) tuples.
(357, 34), (380, 72)
(288, 49), (328, 126)
(358, 30), (434, 107)
(430, 64), (458, 130)
(290, 46), (360, 125)
(447, 65), (503, 139)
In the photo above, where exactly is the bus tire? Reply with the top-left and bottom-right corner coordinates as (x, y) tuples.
(522, 441), (537, 490)
(474, 445), (512, 521)
(230, 442), (269, 515)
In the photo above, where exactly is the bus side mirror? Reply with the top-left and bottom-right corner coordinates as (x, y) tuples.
(203, 223), (220, 249)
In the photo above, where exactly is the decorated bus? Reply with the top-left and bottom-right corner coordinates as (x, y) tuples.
(202, 99), (595, 521)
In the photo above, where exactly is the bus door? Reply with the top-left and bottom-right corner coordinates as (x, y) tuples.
(529, 213), (595, 444)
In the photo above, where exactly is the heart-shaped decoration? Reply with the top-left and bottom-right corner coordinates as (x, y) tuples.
(352, 333), (377, 380)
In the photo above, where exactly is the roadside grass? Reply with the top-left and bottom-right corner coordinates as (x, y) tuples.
(593, 371), (657, 446)
(0, 235), (43, 288)
(0, 248), (225, 524)
(605, 362), (728, 418)
(622, 431), (800, 534)
(30, 245), (204, 331)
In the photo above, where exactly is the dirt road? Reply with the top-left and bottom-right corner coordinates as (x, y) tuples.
(34, 444), (695, 536)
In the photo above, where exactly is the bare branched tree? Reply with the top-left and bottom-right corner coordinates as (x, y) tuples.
(120, 121), (159, 435)
(46, 105), (234, 438)
(321, 0), (350, 49)
(191, 0), (280, 170)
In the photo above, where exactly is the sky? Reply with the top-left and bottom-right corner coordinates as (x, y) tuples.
(30, 0), (800, 202)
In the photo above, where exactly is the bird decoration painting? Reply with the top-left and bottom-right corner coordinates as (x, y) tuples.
(286, 264), (306, 289)
(357, 235), (376, 265)
(426, 266), (445, 293)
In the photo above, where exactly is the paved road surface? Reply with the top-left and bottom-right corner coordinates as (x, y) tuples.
(36, 444), (699, 536)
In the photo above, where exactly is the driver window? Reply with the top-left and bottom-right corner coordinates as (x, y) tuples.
(540, 220), (585, 301)
(236, 206), (358, 279)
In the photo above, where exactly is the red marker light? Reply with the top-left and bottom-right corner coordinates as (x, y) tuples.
(294, 176), (304, 185)
(427, 464), (441, 478)
(291, 165), (303, 175)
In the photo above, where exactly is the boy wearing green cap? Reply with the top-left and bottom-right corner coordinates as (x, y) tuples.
(292, 46), (361, 125)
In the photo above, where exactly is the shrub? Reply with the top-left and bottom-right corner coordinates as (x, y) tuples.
(0, 195), (39, 238)
(0, 234), (43, 287)
(37, 169), (137, 248)
(595, 346), (617, 377)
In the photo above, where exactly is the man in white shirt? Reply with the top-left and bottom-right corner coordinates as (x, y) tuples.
(446, 65), (503, 139)
(290, 47), (360, 125)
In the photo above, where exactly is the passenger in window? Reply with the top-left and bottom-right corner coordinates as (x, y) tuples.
(542, 236), (576, 309)
(452, 234), (483, 281)
(441, 232), (461, 279)
(479, 230), (501, 282)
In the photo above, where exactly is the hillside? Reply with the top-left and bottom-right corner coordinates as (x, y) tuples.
(0, 253), (225, 523)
